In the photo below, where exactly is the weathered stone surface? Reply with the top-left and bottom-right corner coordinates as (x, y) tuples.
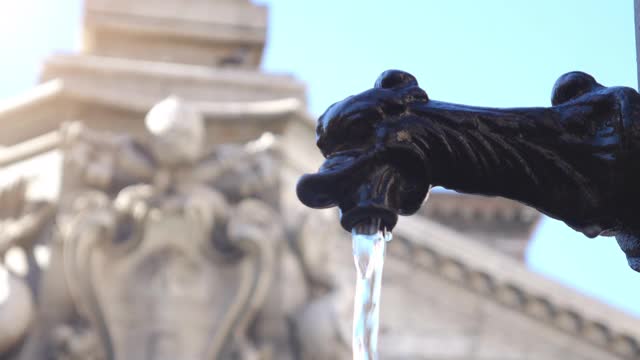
(0, 267), (33, 354)
(84, 0), (268, 67)
(0, 95), (353, 359)
(421, 192), (541, 260)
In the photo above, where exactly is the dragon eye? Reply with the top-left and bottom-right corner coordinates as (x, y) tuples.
(344, 117), (374, 142)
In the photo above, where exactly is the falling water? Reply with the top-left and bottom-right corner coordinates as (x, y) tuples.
(351, 218), (392, 360)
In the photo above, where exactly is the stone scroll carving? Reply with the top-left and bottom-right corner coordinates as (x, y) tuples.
(0, 178), (55, 356)
(0, 97), (351, 360)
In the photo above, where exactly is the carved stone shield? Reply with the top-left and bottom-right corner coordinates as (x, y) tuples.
(63, 191), (276, 359)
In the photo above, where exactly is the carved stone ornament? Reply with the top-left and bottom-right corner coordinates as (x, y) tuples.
(0, 178), (55, 355)
(297, 70), (640, 271)
(0, 265), (34, 355)
(55, 97), (286, 359)
(60, 187), (283, 359)
(2, 96), (351, 360)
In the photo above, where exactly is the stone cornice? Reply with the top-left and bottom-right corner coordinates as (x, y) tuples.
(0, 81), (305, 160)
(422, 192), (542, 261)
(424, 192), (540, 224)
(0, 80), (64, 119)
(42, 55), (306, 96)
(390, 215), (640, 359)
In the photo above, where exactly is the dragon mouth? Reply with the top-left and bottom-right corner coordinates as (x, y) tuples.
(296, 137), (430, 232)
(316, 133), (428, 178)
(296, 147), (379, 209)
(321, 148), (384, 173)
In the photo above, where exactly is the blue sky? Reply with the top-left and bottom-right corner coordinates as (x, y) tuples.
(0, 1), (639, 316)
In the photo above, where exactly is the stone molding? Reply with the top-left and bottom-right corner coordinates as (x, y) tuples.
(424, 192), (540, 224)
(391, 215), (640, 359)
(42, 55), (305, 96)
(0, 76), (304, 147)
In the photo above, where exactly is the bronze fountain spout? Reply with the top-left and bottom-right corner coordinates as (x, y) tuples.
(297, 70), (640, 272)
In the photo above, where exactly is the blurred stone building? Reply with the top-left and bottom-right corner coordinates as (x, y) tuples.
(0, 0), (638, 359)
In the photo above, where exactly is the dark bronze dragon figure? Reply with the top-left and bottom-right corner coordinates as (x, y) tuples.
(297, 70), (640, 271)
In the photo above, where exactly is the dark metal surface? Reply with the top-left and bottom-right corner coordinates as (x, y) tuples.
(297, 70), (640, 271)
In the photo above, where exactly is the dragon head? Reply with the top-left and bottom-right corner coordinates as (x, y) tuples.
(297, 70), (433, 231)
(297, 69), (640, 271)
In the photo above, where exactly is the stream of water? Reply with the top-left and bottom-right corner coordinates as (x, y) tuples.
(351, 219), (392, 360)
